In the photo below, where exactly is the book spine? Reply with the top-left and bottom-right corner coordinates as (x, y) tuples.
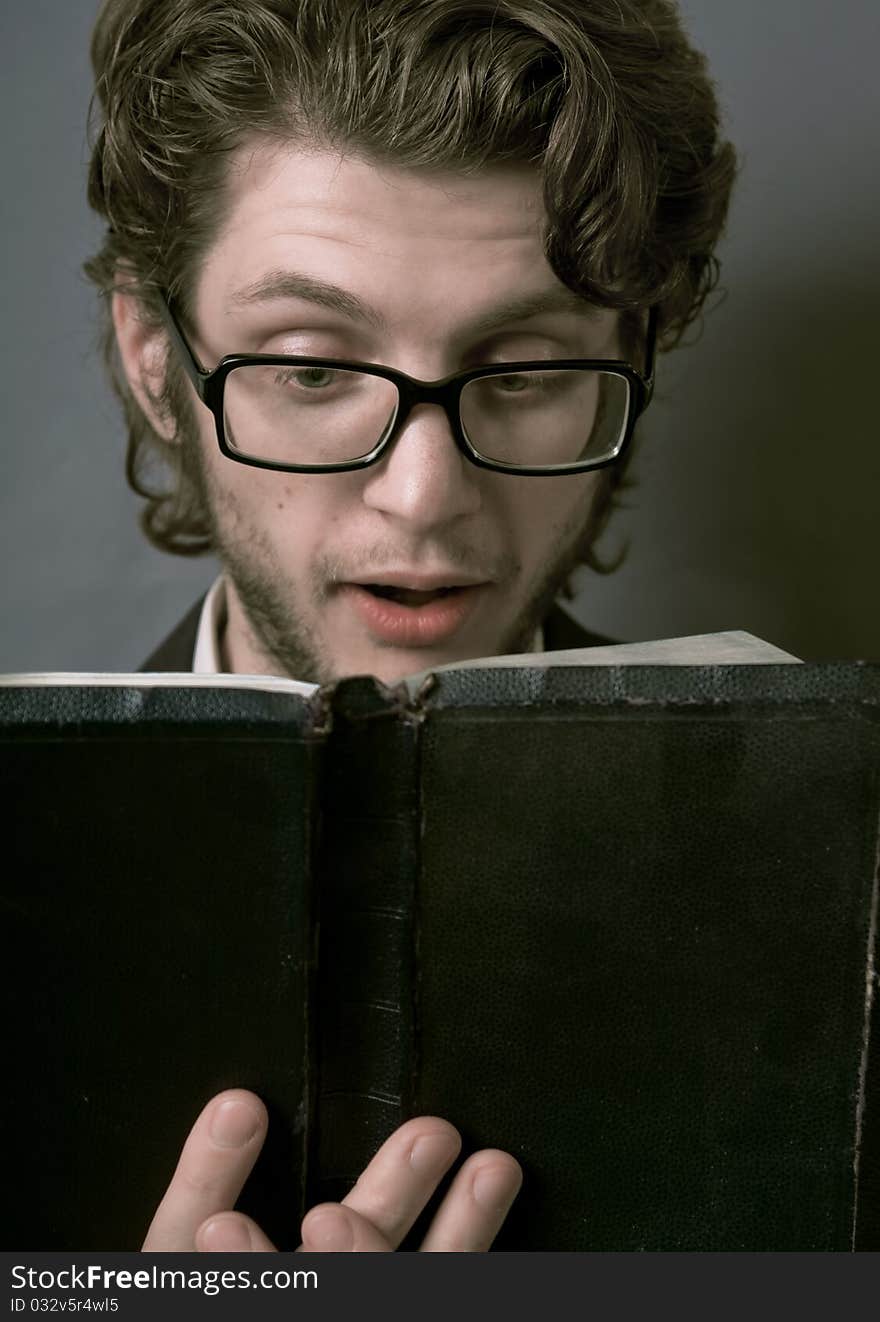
(307, 677), (421, 1207)
(854, 778), (880, 1250)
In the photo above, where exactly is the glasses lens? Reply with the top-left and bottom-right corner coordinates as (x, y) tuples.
(460, 369), (631, 469)
(223, 364), (399, 465)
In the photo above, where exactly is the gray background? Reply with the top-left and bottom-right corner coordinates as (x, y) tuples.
(1, 0), (877, 672)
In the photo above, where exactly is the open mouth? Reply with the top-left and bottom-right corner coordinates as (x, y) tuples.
(359, 584), (460, 607)
(340, 582), (485, 646)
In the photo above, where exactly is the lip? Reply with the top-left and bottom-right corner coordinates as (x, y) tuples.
(338, 583), (487, 648)
(347, 572), (489, 590)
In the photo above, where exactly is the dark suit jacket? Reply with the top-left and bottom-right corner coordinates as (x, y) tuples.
(141, 596), (614, 672)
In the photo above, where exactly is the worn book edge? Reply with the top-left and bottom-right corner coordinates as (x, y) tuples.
(0, 628), (800, 702)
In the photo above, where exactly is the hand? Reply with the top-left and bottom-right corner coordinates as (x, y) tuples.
(142, 1089), (522, 1252)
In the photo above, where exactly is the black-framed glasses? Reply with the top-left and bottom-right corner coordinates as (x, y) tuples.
(160, 296), (656, 477)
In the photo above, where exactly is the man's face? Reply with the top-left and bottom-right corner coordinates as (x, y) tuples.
(180, 143), (620, 685)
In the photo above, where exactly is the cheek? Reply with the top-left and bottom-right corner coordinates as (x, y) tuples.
(217, 467), (343, 567)
(506, 474), (600, 558)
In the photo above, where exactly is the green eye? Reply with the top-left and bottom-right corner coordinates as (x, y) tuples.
(300, 367), (335, 388)
(495, 374), (530, 392)
(275, 366), (337, 389)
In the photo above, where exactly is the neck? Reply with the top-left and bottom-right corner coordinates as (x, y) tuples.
(219, 585), (285, 678)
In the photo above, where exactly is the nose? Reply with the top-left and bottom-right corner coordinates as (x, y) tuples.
(359, 402), (483, 529)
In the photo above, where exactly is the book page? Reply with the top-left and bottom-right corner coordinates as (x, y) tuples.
(0, 632), (798, 701)
(401, 631), (800, 697)
(0, 670), (320, 698)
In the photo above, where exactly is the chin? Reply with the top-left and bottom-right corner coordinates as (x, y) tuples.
(336, 635), (490, 687)
(337, 651), (445, 688)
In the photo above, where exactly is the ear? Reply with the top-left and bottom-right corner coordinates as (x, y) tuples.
(111, 284), (178, 443)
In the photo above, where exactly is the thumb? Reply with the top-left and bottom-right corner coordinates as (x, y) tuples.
(300, 1202), (392, 1252)
(196, 1211), (277, 1252)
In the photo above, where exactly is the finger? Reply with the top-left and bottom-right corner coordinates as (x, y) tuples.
(197, 1211), (277, 1252)
(142, 1089), (268, 1251)
(300, 1202), (395, 1252)
(339, 1116), (462, 1248)
(418, 1150), (522, 1251)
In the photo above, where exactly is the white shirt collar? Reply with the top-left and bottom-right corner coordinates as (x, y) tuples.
(192, 576), (227, 675)
(193, 575), (544, 677)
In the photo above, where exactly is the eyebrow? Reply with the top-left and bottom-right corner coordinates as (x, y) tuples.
(463, 289), (606, 339)
(227, 271), (385, 328)
(226, 269), (606, 337)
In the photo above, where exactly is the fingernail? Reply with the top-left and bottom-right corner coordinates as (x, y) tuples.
(210, 1098), (260, 1149)
(200, 1216), (254, 1251)
(303, 1208), (354, 1251)
(473, 1164), (520, 1209)
(410, 1131), (459, 1174)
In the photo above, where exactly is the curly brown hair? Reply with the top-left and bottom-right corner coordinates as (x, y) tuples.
(84, 0), (737, 566)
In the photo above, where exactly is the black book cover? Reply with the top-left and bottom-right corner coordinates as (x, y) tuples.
(1, 663), (878, 1250)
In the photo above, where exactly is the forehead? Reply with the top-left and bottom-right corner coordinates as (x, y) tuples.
(195, 139), (597, 339)
(213, 136), (545, 252)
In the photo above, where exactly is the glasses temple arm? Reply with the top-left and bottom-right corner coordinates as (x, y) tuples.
(158, 294), (210, 395)
(642, 306), (658, 406)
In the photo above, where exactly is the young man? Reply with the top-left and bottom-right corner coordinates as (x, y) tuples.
(87, 0), (736, 1249)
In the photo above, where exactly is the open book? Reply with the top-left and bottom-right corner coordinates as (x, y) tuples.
(1, 627), (800, 698)
(2, 632), (879, 1250)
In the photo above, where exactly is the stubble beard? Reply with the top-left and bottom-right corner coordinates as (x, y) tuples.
(188, 439), (599, 685)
